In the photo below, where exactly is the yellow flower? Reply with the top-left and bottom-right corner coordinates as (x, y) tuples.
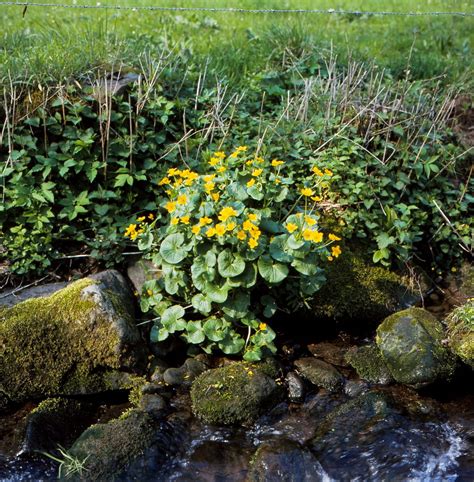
(312, 166), (324, 177)
(124, 223), (137, 238)
(226, 222), (237, 231)
(218, 206), (238, 222)
(328, 233), (341, 241)
(243, 220), (256, 232)
(271, 159), (284, 167)
(246, 160), (253, 166)
(215, 223), (226, 236)
(174, 178), (183, 187)
(311, 196), (322, 202)
(259, 322), (267, 331)
(171, 217), (179, 225)
(247, 178), (256, 187)
(203, 174), (216, 182)
(255, 156), (265, 164)
(301, 187), (314, 197)
(146, 289), (153, 296)
(331, 245), (342, 258)
(286, 223), (298, 234)
(148, 213), (155, 220)
(206, 227), (216, 238)
(305, 216), (316, 226)
(237, 146), (248, 152)
(181, 216), (190, 225)
(137, 216), (146, 222)
(130, 228), (143, 241)
(248, 213), (258, 222)
(214, 151), (226, 159)
(248, 238), (258, 249)
(209, 157), (220, 166)
(274, 178), (281, 184)
(252, 168), (263, 177)
(199, 217), (213, 226)
(211, 192), (220, 202)
(177, 194), (187, 205)
(312, 231), (324, 243)
(158, 177), (170, 186)
(192, 225), (201, 235)
(165, 201), (177, 213)
(217, 166), (226, 173)
(303, 229), (314, 242)
(237, 230), (247, 240)
(251, 228), (261, 240)
(324, 169), (333, 177)
(167, 168), (179, 176)
(327, 256), (334, 262)
(204, 181), (215, 192)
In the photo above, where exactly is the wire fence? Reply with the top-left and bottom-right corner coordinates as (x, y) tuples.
(0, 1), (473, 17)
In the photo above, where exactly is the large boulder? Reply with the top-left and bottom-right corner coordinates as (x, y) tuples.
(310, 249), (423, 323)
(345, 344), (393, 385)
(191, 362), (282, 426)
(0, 270), (146, 405)
(376, 308), (455, 387)
(446, 299), (474, 369)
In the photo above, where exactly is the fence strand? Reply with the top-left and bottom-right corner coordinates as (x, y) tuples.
(0, 2), (473, 17)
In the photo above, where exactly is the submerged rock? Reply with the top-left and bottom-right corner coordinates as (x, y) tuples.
(0, 270), (146, 405)
(249, 439), (327, 482)
(376, 307), (456, 387)
(190, 362), (282, 426)
(294, 358), (344, 392)
(310, 249), (423, 322)
(345, 344), (393, 385)
(446, 299), (474, 369)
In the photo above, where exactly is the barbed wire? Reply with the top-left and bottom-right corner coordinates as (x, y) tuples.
(0, 1), (473, 17)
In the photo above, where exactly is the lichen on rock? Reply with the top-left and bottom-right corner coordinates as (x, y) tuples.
(376, 307), (456, 387)
(345, 344), (394, 385)
(446, 299), (474, 369)
(0, 270), (145, 405)
(190, 362), (282, 426)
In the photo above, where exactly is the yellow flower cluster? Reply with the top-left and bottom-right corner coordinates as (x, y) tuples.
(159, 167), (200, 189)
(124, 213), (155, 240)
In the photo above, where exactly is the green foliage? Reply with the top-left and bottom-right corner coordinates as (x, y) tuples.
(134, 149), (342, 360)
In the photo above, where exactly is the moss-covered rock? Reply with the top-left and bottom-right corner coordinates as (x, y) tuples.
(376, 308), (456, 387)
(0, 270), (146, 405)
(67, 409), (179, 481)
(294, 358), (344, 392)
(190, 362), (282, 426)
(310, 249), (422, 322)
(446, 299), (474, 368)
(345, 345), (394, 385)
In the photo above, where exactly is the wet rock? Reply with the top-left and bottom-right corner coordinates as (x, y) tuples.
(294, 358), (344, 392)
(376, 307), (456, 387)
(286, 371), (305, 403)
(67, 409), (182, 481)
(0, 270), (146, 405)
(126, 258), (161, 294)
(162, 357), (208, 387)
(345, 344), (394, 384)
(446, 299), (474, 368)
(249, 439), (328, 482)
(310, 249), (425, 323)
(21, 398), (95, 453)
(163, 367), (187, 386)
(183, 358), (208, 378)
(138, 394), (167, 414)
(308, 342), (349, 367)
(344, 380), (368, 398)
(191, 362), (283, 425)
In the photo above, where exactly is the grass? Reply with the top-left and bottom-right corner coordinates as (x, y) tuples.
(1, 0), (473, 85)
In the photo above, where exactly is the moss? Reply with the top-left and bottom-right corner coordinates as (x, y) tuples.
(191, 362), (282, 426)
(0, 278), (127, 403)
(376, 308), (456, 386)
(310, 249), (419, 322)
(446, 299), (474, 368)
(345, 345), (393, 384)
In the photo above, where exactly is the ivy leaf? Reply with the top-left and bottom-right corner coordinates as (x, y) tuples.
(247, 185), (264, 200)
(150, 325), (169, 343)
(138, 231), (153, 251)
(203, 317), (228, 342)
(217, 249), (246, 278)
(205, 281), (230, 303)
(243, 347), (262, 362)
(258, 255), (289, 284)
(185, 321), (206, 344)
(261, 295), (277, 318)
(222, 291), (250, 319)
(160, 233), (187, 264)
(192, 293), (213, 315)
(227, 263), (258, 288)
(376, 232), (396, 250)
(218, 334), (245, 355)
(161, 305), (186, 332)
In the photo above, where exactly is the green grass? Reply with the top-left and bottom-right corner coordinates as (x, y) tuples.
(1, 0), (473, 84)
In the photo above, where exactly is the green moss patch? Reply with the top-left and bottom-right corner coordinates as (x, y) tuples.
(446, 299), (474, 368)
(345, 344), (393, 385)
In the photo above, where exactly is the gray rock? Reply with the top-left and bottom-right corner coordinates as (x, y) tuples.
(308, 342), (349, 367)
(163, 367), (187, 386)
(344, 379), (369, 398)
(376, 307), (456, 387)
(249, 439), (327, 482)
(126, 258), (161, 294)
(139, 394), (167, 414)
(286, 371), (305, 403)
(0, 282), (68, 308)
(294, 358), (344, 392)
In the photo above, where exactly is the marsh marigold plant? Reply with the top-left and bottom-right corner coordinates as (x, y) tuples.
(126, 147), (342, 361)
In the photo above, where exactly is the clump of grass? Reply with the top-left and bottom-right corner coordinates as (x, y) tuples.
(42, 446), (90, 479)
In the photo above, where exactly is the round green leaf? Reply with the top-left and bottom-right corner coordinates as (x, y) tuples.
(218, 249), (246, 278)
(150, 325), (169, 343)
(205, 281), (230, 303)
(269, 235), (293, 262)
(162, 305), (185, 324)
(192, 293), (213, 315)
(227, 263), (257, 288)
(160, 233), (187, 264)
(222, 291), (250, 319)
(258, 255), (289, 284)
(291, 253), (319, 276)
